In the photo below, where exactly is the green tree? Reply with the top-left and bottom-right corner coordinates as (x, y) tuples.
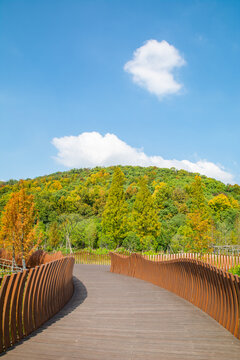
(101, 167), (128, 248)
(85, 219), (99, 248)
(132, 178), (161, 247)
(48, 222), (61, 249)
(58, 213), (82, 253)
(122, 232), (141, 251)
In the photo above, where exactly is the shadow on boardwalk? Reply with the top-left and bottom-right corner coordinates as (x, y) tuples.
(2, 276), (87, 356)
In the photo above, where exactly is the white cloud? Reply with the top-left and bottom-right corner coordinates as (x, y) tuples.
(124, 40), (186, 99)
(52, 132), (234, 184)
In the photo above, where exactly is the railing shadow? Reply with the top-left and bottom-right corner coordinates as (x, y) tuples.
(3, 276), (87, 356)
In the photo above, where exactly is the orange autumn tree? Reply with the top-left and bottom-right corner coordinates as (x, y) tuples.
(0, 193), (19, 269)
(0, 186), (41, 269)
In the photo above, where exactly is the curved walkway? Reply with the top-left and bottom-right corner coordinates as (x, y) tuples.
(3, 264), (240, 360)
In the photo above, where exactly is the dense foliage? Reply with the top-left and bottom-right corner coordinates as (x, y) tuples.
(229, 265), (240, 277)
(0, 166), (240, 253)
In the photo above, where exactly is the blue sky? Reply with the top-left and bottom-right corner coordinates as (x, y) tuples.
(0, 0), (240, 184)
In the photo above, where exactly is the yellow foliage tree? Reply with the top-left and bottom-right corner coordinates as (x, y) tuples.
(184, 175), (214, 252)
(185, 211), (213, 253)
(208, 193), (232, 213)
(229, 197), (240, 209)
(86, 169), (110, 185)
(153, 182), (170, 209)
(190, 175), (206, 211)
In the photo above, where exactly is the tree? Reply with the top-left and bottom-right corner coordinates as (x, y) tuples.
(122, 232), (141, 252)
(101, 167), (128, 248)
(184, 212), (213, 252)
(85, 219), (98, 248)
(231, 215), (240, 245)
(208, 194), (232, 218)
(189, 175), (206, 211)
(183, 176), (213, 253)
(132, 178), (161, 247)
(172, 187), (188, 214)
(0, 187), (40, 269)
(59, 213), (82, 253)
(0, 193), (19, 269)
(48, 222), (61, 249)
(153, 182), (170, 209)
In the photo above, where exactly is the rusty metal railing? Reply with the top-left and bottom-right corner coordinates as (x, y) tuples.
(110, 253), (240, 340)
(143, 253), (240, 271)
(73, 252), (111, 265)
(72, 251), (240, 270)
(0, 256), (75, 353)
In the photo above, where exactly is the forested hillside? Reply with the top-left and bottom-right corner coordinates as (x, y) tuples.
(0, 166), (240, 253)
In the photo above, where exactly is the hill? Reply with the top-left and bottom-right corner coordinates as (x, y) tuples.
(0, 166), (240, 252)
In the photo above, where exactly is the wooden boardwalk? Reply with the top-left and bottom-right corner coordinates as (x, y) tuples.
(3, 264), (240, 359)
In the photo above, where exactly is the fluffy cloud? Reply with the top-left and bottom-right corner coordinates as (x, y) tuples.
(52, 132), (234, 184)
(124, 40), (186, 98)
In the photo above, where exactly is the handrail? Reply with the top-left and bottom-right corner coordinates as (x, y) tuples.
(0, 258), (23, 273)
(73, 252), (111, 265)
(110, 253), (240, 340)
(142, 253), (240, 271)
(0, 256), (74, 353)
(72, 252), (240, 270)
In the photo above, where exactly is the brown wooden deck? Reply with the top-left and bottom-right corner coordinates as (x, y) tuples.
(3, 264), (240, 359)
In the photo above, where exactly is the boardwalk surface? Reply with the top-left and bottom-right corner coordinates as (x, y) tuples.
(3, 264), (240, 360)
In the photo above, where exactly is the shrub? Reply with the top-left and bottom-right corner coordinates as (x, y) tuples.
(229, 265), (240, 277)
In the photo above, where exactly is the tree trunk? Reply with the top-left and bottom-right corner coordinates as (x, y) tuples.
(66, 233), (72, 254)
(12, 243), (16, 271)
(21, 236), (26, 270)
